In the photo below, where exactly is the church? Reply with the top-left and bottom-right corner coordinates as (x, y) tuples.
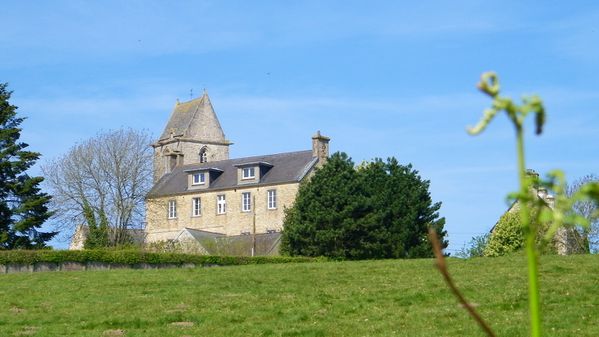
(144, 92), (329, 254)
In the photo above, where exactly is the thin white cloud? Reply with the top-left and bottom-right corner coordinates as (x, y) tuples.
(0, 1), (525, 67)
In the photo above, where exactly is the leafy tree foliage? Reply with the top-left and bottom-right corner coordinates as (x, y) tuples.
(82, 200), (109, 249)
(484, 207), (555, 257)
(0, 83), (56, 249)
(456, 233), (490, 258)
(281, 152), (447, 259)
(484, 212), (523, 257)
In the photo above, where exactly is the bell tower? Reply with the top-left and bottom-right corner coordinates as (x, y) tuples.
(151, 91), (232, 182)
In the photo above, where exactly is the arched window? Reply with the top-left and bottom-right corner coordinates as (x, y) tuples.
(199, 147), (208, 163)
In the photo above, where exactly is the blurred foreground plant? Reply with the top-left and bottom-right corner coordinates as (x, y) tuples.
(430, 72), (599, 337)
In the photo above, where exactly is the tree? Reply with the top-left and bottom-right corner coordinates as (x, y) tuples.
(566, 174), (599, 253)
(484, 212), (523, 257)
(0, 83), (56, 249)
(42, 128), (153, 247)
(281, 152), (447, 259)
(484, 207), (556, 257)
(81, 200), (109, 249)
(456, 233), (489, 258)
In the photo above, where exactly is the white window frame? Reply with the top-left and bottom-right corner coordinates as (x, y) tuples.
(167, 200), (177, 219)
(192, 197), (201, 217)
(267, 189), (277, 209)
(192, 172), (205, 185)
(242, 167), (255, 179)
(242, 192), (251, 212)
(217, 194), (226, 214)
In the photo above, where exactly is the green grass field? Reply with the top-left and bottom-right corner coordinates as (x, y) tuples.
(1, 255), (598, 337)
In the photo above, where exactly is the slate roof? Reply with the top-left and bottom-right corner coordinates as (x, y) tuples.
(158, 92), (228, 143)
(147, 150), (318, 198)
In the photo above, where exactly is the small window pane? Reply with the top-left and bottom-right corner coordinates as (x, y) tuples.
(242, 167), (255, 179)
(242, 192), (251, 212)
(200, 148), (208, 163)
(168, 200), (177, 219)
(192, 198), (201, 217)
(192, 172), (205, 185)
(268, 190), (277, 209)
(217, 195), (226, 214)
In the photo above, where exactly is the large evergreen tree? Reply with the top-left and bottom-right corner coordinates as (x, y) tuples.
(0, 83), (55, 249)
(281, 152), (447, 259)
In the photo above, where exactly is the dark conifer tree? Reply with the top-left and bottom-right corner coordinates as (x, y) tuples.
(0, 83), (56, 249)
(281, 152), (447, 259)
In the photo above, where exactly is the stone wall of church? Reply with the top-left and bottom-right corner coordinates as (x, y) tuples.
(145, 182), (299, 242)
(179, 141), (230, 164)
(152, 141), (230, 182)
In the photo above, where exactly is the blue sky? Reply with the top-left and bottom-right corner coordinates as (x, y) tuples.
(2, 1), (598, 252)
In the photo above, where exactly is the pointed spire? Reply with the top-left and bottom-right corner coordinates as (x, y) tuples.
(157, 89), (229, 144)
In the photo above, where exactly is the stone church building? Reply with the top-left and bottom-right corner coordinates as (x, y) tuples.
(144, 92), (329, 253)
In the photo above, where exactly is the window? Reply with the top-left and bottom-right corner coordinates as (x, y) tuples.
(192, 172), (205, 185)
(168, 200), (177, 219)
(217, 194), (226, 214)
(168, 155), (177, 172)
(165, 156), (170, 173)
(242, 167), (255, 179)
(242, 192), (251, 212)
(199, 148), (208, 163)
(267, 189), (277, 209)
(192, 198), (201, 217)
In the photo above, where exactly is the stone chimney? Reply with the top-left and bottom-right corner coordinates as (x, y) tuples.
(312, 131), (330, 166)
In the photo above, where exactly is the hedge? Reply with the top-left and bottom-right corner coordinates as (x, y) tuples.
(0, 249), (315, 266)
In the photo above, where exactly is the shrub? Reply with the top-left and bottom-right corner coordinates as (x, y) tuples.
(0, 249), (314, 267)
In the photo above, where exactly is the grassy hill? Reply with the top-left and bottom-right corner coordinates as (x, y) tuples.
(1, 254), (598, 337)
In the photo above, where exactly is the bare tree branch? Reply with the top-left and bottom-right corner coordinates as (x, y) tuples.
(566, 174), (599, 253)
(42, 128), (153, 245)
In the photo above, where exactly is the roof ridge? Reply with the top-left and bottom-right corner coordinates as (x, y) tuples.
(176, 149), (312, 169)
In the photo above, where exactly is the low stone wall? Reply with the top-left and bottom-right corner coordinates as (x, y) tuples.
(0, 262), (199, 274)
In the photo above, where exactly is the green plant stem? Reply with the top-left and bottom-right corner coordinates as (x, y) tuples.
(516, 127), (541, 337)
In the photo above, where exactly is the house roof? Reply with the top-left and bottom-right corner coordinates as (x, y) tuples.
(147, 150), (318, 198)
(177, 228), (282, 256)
(157, 92), (230, 144)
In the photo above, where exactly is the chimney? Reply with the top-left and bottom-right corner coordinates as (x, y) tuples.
(312, 131), (330, 166)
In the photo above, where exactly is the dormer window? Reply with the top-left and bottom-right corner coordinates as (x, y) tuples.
(199, 148), (208, 163)
(235, 161), (272, 185)
(185, 167), (223, 189)
(192, 172), (205, 185)
(242, 167), (255, 179)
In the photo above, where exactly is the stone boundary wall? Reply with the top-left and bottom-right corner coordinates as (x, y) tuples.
(0, 262), (202, 274)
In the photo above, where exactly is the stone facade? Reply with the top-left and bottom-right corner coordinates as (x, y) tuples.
(153, 140), (231, 183)
(145, 182), (299, 242)
(145, 93), (329, 252)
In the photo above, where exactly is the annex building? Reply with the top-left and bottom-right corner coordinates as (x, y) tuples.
(144, 92), (329, 254)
